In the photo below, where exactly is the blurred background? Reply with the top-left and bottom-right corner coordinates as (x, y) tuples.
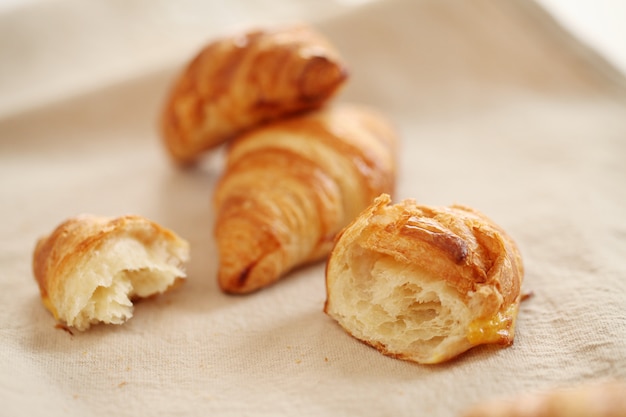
(0, 0), (624, 119)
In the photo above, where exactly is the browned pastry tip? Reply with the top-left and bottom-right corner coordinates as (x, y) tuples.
(33, 215), (190, 331)
(461, 380), (626, 417)
(213, 103), (398, 294)
(161, 23), (349, 166)
(324, 194), (524, 364)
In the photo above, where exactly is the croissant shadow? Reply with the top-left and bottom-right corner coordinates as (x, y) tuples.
(214, 288), (506, 378)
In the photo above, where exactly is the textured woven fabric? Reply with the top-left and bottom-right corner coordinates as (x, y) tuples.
(1, 0), (625, 416)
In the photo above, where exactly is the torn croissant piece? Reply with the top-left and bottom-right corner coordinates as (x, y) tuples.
(32, 215), (190, 331)
(214, 103), (397, 294)
(161, 23), (349, 165)
(461, 380), (626, 417)
(324, 194), (524, 364)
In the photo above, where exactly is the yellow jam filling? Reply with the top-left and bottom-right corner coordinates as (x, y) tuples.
(466, 303), (519, 345)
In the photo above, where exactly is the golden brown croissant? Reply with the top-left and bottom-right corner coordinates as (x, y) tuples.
(161, 23), (348, 165)
(324, 194), (524, 364)
(32, 215), (190, 331)
(461, 380), (626, 417)
(213, 104), (397, 294)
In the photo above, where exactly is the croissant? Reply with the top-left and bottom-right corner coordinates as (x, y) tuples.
(32, 215), (190, 331)
(213, 104), (398, 294)
(324, 194), (524, 364)
(161, 23), (348, 165)
(461, 380), (626, 417)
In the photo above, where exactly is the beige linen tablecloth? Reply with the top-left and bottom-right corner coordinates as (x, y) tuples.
(1, 0), (625, 416)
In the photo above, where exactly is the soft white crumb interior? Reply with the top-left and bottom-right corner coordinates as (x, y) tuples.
(330, 248), (471, 363)
(62, 237), (187, 331)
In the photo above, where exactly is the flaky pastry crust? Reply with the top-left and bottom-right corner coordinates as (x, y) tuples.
(461, 380), (626, 417)
(213, 104), (397, 294)
(161, 23), (348, 165)
(32, 215), (190, 331)
(324, 194), (524, 364)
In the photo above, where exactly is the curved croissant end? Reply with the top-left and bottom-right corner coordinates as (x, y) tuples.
(214, 104), (398, 294)
(161, 23), (349, 166)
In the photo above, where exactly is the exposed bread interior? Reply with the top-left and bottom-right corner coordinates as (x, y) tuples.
(325, 194), (524, 364)
(33, 215), (190, 331)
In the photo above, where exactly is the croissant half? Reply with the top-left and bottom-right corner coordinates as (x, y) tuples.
(32, 215), (190, 331)
(324, 194), (524, 364)
(214, 104), (398, 294)
(161, 23), (348, 165)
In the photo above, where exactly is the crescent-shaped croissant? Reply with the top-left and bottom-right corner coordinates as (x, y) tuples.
(324, 194), (524, 364)
(213, 104), (398, 294)
(161, 23), (348, 165)
(32, 215), (190, 331)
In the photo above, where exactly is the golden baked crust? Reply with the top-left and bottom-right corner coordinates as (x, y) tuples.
(33, 215), (190, 331)
(461, 380), (626, 417)
(161, 23), (348, 165)
(324, 194), (524, 364)
(214, 103), (397, 294)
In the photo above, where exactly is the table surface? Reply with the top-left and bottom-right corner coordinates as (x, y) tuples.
(1, 1), (625, 416)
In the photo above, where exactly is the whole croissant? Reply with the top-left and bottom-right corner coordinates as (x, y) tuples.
(161, 23), (348, 165)
(213, 104), (398, 294)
